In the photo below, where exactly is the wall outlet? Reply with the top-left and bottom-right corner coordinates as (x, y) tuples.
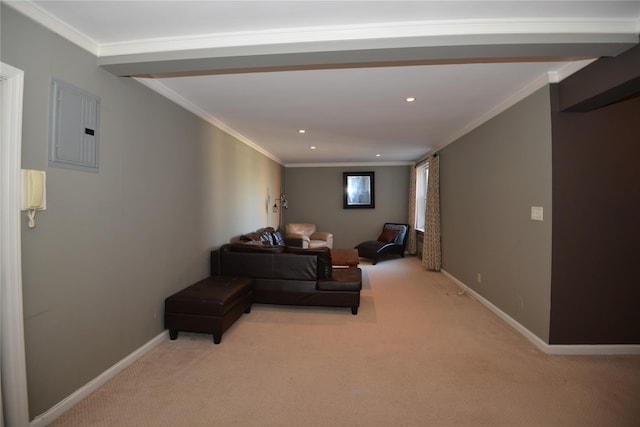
(476, 273), (482, 284)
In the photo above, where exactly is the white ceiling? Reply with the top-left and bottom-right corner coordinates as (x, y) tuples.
(9, 1), (640, 166)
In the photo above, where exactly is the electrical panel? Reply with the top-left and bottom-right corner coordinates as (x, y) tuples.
(49, 79), (100, 172)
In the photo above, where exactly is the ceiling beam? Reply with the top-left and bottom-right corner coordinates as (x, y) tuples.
(558, 42), (640, 111)
(98, 33), (638, 77)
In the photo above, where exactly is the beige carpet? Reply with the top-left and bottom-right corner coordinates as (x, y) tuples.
(50, 257), (640, 426)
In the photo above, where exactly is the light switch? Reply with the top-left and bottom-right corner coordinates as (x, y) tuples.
(531, 206), (543, 221)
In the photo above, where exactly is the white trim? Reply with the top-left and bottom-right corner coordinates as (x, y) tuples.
(0, 61), (30, 427)
(133, 78), (283, 165)
(134, 79), (415, 169)
(94, 19), (640, 57)
(441, 270), (640, 356)
(4, 1), (637, 58)
(7, 1), (630, 168)
(29, 331), (169, 427)
(442, 72), (550, 146)
(3, 1), (99, 56)
(134, 79), (412, 169)
(133, 77), (414, 168)
(548, 58), (598, 83)
(285, 161), (414, 168)
(440, 59), (597, 149)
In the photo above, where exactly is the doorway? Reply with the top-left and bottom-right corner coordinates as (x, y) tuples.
(1, 61), (30, 427)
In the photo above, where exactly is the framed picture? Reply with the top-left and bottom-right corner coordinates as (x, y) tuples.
(343, 171), (375, 209)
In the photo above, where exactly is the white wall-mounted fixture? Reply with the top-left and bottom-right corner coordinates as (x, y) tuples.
(531, 206), (543, 221)
(49, 78), (100, 172)
(272, 193), (288, 213)
(21, 169), (46, 228)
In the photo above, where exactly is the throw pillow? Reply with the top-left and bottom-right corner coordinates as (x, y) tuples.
(240, 232), (261, 243)
(271, 229), (285, 245)
(377, 228), (400, 243)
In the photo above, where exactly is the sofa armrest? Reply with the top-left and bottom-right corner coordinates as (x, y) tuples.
(310, 232), (333, 248)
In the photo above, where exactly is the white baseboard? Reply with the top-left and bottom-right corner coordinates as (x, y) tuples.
(27, 274), (640, 426)
(30, 331), (169, 427)
(440, 270), (640, 356)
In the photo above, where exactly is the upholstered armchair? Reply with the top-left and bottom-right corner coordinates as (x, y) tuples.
(284, 223), (333, 249)
(355, 223), (409, 264)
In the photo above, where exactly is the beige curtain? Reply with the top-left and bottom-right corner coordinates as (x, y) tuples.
(422, 154), (441, 271)
(406, 164), (417, 254)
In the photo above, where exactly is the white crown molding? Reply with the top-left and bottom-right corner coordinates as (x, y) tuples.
(441, 72), (550, 147)
(131, 79), (414, 167)
(9, 1), (637, 167)
(4, 0), (99, 55)
(441, 270), (640, 355)
(98, 18), (640, 57)
(133, 78), (283, 165)
(285, 161), (414, 168)
(5, 1), (638, 58)
(439, 58), (597, 150)
(548, 58), (598, 83)
(100, 18), (640, 57)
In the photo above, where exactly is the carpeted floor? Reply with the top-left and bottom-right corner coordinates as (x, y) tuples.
(50, 257), (640, 426)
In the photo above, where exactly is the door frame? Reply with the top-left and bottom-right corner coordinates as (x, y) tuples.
(1, 61), (30, 426)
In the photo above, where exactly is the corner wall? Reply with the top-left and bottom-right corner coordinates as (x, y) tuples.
(439, 87), (553, 342)
(284, 165), (410, 248)
(2, 5), (282, 418)
(550, 90), (640, 344)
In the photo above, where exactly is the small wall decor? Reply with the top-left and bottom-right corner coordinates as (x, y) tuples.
(343, 171), (375, 209)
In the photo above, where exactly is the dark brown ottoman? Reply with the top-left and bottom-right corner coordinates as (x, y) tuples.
(164, 276), (254, 344)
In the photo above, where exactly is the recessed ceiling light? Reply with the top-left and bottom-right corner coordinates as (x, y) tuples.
(405, 97), (416, 102)
(310, 146), (316, 150)
(376, 154), (381, 157)
(298, 129), (306, 134)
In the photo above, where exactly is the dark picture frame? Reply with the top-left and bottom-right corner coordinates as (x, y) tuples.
(343, 171), (375, 209)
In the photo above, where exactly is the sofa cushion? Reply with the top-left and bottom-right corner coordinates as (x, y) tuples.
(239, 232), (262, 243)
(377, 228), (400, 243)
(229, 242), (286, 253)
(383, 224), (408, 245)
(217, 251), (318, 281)
(286, 247), (332, 279)
(240, 227), (275, 244)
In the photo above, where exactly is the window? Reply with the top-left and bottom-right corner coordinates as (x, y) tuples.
(414, 162), (428, 231)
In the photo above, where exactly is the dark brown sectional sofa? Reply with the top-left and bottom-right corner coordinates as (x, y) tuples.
(165, 232), (363, 344)
(211, 242), (362, 314)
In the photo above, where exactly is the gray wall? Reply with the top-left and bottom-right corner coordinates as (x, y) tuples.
(439, 87), (553, 342)
(2, 6), (283, 418)
(283, 166), (411, 248)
